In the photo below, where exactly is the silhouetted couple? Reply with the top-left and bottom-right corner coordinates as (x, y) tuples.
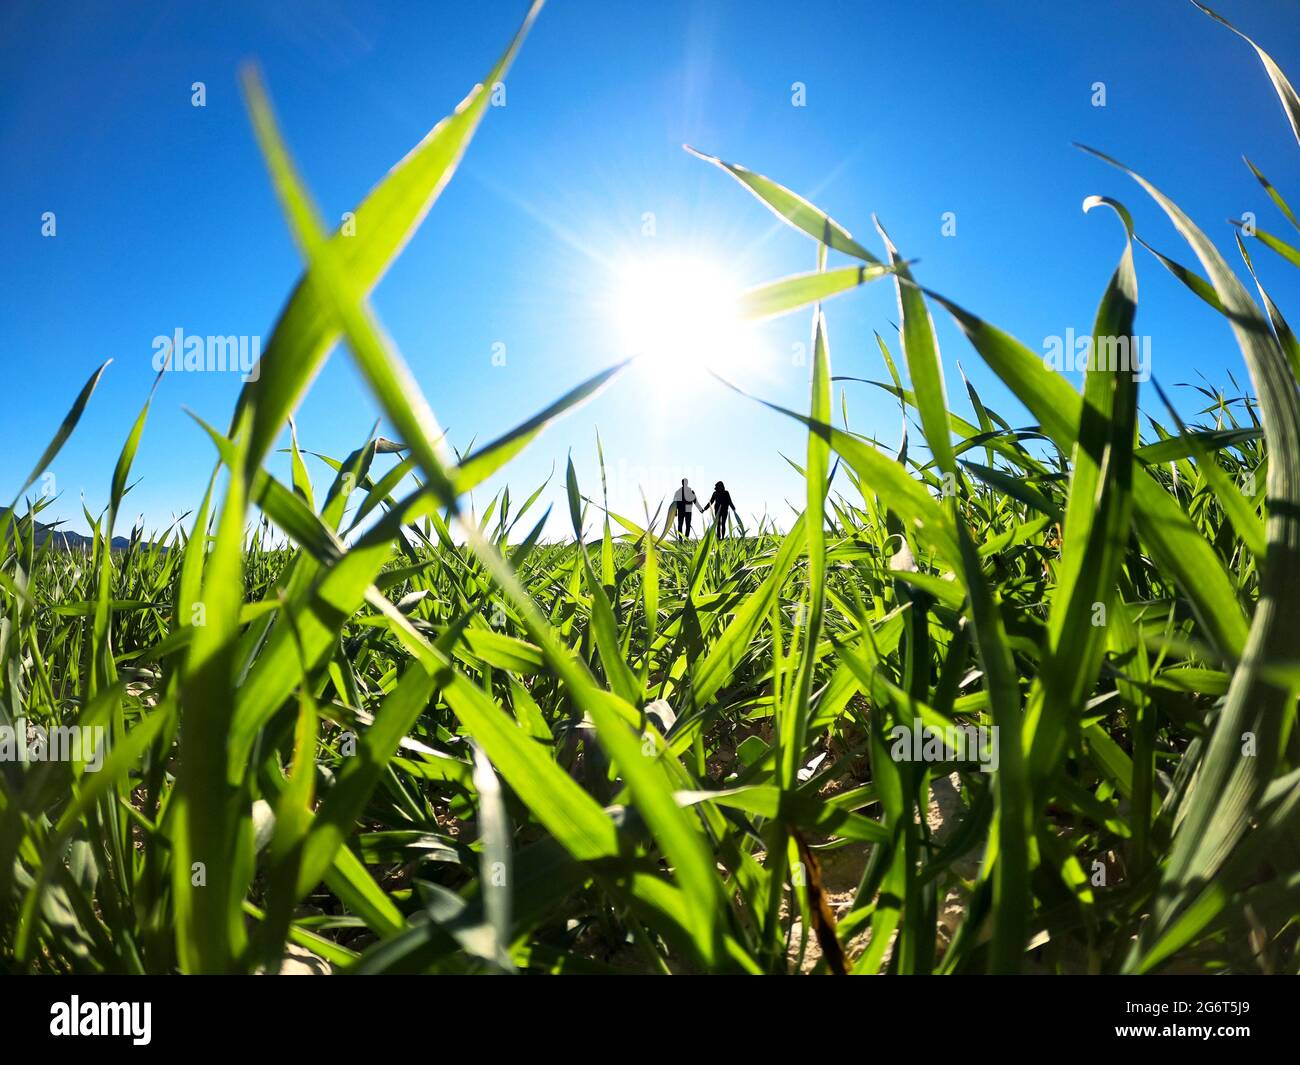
(673, 478), (738, 538)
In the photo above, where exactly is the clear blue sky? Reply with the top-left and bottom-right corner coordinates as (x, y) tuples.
(3, 0), (1297, 538)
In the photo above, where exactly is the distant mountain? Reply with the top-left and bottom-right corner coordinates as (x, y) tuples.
(8, 519), (132, 552)
(39, 523), (133, 551)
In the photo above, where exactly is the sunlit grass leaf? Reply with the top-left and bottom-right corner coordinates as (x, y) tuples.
(922, 282), (1250, 662)
(1243, 156), (1299, 232)
(685, 146), (880, 262)
(234, 0), (545, 474)
(739, 264), (895, 321)
(1191, 0), (1300, 146)
(874, 218), (956, 477)
(1024, 196), (1139, 789)
(1080, 145), (1300, 963)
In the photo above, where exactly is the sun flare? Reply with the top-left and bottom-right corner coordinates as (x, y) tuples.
(611, 255), (759, 381)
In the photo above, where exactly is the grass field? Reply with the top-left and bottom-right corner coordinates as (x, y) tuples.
(2, 0), (1298, 974)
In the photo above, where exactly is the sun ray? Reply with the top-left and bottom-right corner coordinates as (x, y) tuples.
(610, 254), (765, 390)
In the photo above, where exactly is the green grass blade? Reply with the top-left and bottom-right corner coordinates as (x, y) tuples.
(685, 146), (880, 262)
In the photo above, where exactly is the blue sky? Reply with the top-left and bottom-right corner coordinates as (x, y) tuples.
(3, 0), (1298, 539)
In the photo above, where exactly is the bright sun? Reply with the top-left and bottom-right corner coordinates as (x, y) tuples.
(611, 255), (758, 380)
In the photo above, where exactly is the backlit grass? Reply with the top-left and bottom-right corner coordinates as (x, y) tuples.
(1, 0), (1297, 974)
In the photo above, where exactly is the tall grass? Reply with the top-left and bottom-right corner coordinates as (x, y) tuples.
(1, 0), (1297, 974)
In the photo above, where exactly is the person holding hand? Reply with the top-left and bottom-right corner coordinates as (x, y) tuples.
(703, 481), (738, 539)
(672, 478), (705, 537)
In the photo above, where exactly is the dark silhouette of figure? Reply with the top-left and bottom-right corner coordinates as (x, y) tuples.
(672, 478), (704, 537)
(704, 481), (738, 538)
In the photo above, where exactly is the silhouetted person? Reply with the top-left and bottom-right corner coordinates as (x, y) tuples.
(672, 478), (704, 536)
(704, 481), (738, 539)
